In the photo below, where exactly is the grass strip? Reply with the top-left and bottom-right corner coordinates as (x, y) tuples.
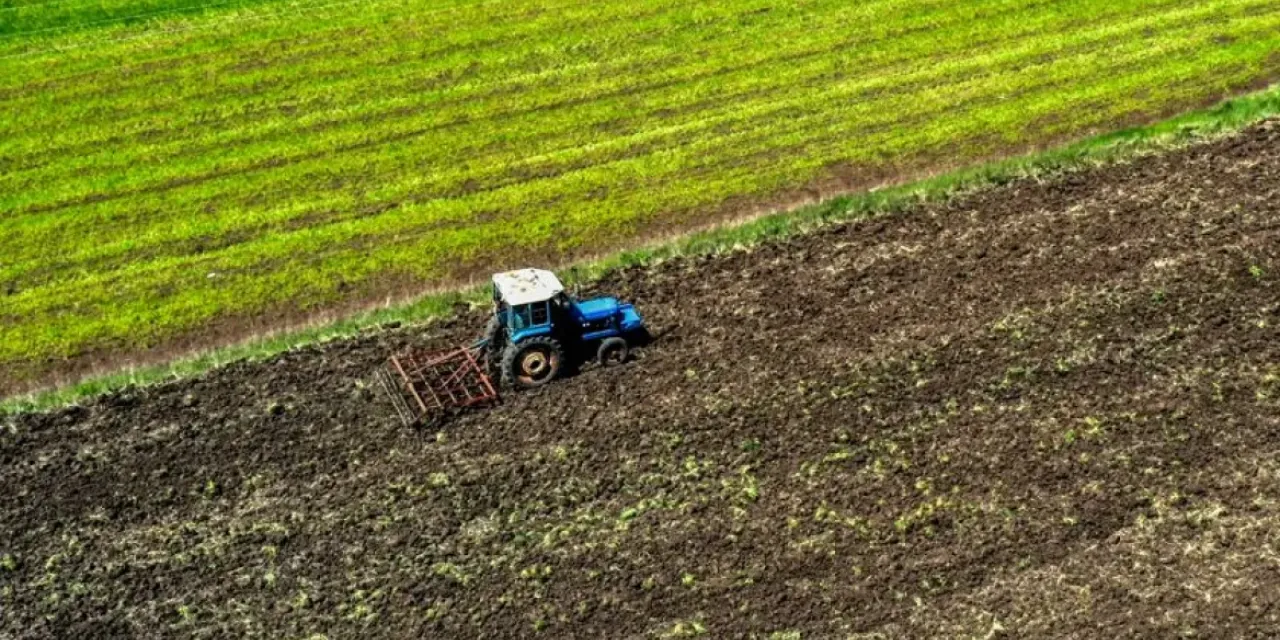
(4, 81), (1278, 415)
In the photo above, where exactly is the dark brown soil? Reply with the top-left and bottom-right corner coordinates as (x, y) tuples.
(3, 121), (1279, 639)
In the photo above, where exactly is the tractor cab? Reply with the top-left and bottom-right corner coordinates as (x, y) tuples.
(485, 268), (647, 388)
(490, 268), (567, 341)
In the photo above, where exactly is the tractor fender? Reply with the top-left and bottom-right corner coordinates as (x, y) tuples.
(509, 324), (553, 344)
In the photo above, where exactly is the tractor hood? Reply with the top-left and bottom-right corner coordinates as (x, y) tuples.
(574, 297), (645, 333)
(574, 297), (620, 322)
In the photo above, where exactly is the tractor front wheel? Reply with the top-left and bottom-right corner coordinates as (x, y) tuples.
(502, 337), (564, 389)
(597, 337), (629, 366)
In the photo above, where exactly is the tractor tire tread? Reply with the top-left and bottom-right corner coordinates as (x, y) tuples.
(482, 316), (505, 375)
(502, 336), (564, 389)
(597, 336), (629, 365)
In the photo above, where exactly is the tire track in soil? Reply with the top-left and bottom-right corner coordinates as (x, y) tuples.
(2, 121), (1279, 638)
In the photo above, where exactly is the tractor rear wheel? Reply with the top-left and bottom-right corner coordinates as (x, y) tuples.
(597, 337), (628, 366)
(502, 337), (564, 389)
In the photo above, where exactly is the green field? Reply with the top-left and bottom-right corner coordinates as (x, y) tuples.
(2, 0), (1278, 393)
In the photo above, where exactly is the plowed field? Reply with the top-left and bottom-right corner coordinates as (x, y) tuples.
(2, 122), (1278, 638)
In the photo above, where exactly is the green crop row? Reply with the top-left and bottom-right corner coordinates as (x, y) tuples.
(5, 0), (1265, 268)
(1, 0), (1278, 391)
(0, 0), (294, 37)
(6, 80), (1280, 414)
(2, 0), (1217, 258)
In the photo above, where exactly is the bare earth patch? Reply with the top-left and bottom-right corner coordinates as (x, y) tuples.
(1, 121), (1278, 638)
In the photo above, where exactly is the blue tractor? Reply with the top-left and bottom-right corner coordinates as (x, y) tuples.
(378, 268), (648, 426)
(481, 268), (648, 388)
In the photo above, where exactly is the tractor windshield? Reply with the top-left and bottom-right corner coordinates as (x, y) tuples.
(509, 305), (531, 330)
(508, 302), (549, 330)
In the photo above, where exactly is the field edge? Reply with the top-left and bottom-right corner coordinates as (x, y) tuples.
(5, 81), (1280, 416)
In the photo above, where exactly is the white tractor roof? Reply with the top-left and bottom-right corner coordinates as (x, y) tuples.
(492, 268), (564, 306)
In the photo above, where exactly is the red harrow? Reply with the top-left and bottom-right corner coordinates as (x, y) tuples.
(376, 345), (499, 427)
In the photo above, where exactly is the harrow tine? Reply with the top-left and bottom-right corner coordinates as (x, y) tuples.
(376, 366), (416, 427)
(392, 355), (436, 413)
(376, 345), (500, 426)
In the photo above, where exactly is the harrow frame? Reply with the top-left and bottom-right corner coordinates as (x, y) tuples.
(377, 346), (499, 426)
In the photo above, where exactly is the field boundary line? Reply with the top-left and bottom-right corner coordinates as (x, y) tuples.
(3, 82), (1278, 416)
